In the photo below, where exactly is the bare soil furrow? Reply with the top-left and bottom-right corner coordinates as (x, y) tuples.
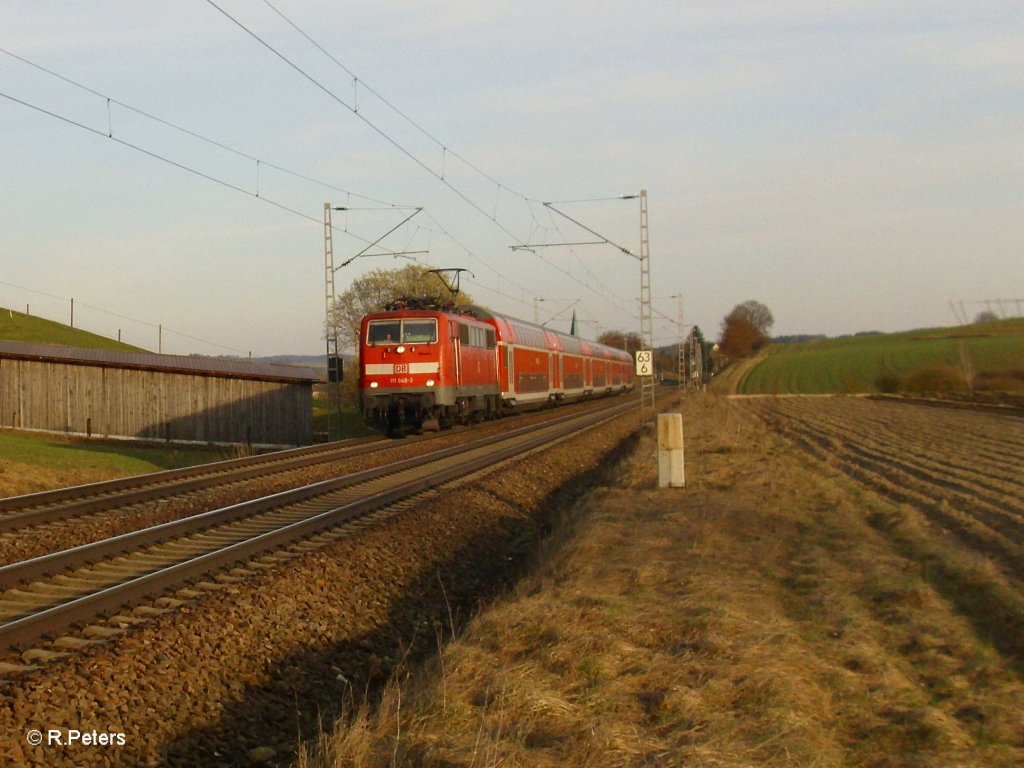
(773, 399), (1024, 468)
(766, 400), (1024, 474)
(756, 400), (1024, 498)
(788, 421), (1024, 520)
(744, 402), (1024, 588)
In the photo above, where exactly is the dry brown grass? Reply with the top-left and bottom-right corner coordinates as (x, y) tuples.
(297, 393), (1024, 767)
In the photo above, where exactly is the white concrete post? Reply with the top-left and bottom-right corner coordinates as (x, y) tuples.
(657, 412), (685, 488)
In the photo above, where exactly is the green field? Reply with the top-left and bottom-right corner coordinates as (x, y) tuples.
(0, 306), (145, 351)
(734, 319), (1024, 395)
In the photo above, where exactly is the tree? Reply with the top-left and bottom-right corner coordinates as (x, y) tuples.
(327, 265), (474, 353)
(974, 310), (999, 324)
(598, 330), (643, 352)
(734, 300), (774, 337)
(719, 300), (774, 358)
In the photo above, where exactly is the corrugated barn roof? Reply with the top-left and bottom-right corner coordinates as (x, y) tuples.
(0, 341), (319, 383)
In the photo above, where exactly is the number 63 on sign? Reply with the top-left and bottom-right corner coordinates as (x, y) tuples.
(635, 350), (653, 376)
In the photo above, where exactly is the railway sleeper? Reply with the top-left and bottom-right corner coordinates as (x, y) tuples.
(52, 636), (105, 650)
(81, 625), (126, 638)
(21, 648), (71, 663)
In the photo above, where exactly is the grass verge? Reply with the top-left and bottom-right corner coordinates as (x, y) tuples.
(0, 431), (232, 497)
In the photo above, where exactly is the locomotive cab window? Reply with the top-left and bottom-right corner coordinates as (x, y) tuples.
(367, 321), (401, 345)
(367, 319), (438, 345)
(402, 319), (437, 343)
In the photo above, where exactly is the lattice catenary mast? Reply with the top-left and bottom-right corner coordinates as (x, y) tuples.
(638, 189), (655, 425)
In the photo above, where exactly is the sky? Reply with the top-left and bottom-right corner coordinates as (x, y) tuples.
(1, 1), (1021, 357)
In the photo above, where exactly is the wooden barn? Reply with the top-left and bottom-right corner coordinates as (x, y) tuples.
(0, 341), (317, 447)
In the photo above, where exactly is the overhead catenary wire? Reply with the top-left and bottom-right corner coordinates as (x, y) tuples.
(3, 13), (645, 338)
(4, 28), (555, 317)
(0, 49), (555, 327)
(208, 1), (641, 324)
(0, 46), (405, 211)
(258, 0), (532, 203)
(205, 0), (526, 247)
(0, 86), (429, 265)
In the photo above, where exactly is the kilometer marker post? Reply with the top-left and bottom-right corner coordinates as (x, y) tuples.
(657, 412), (685, 488)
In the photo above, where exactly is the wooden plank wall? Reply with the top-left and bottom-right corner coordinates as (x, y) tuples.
(0, 359), (313, 446)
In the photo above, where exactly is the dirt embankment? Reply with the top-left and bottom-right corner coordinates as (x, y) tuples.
(298, 393), (1024, 768)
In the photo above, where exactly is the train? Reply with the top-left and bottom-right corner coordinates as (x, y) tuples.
(359, 298), (635, 434)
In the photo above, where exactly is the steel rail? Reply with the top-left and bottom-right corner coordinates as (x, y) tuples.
(0, 399), (634, 652)
(0, 398), (630, 591)
(0, 438), (378, 512)
(0, 397), (632, 534)
(0, 436), (391, 533)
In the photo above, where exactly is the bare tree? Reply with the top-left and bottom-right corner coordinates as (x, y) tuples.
(719, 300), (774, 358)
(327, 265), (474, 353)
(598, 330), (642, 352)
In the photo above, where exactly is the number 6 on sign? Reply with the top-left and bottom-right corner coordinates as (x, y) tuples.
(635, 350), (653, 376)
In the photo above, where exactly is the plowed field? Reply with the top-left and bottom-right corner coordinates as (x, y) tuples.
(737, 396), (1024, 582)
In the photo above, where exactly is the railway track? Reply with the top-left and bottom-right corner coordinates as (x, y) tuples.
(0, 397), (635, 659)
(0, 397), (631, 543)
(0, 434), (392, 534)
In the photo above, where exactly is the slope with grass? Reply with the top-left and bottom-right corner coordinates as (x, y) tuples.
(0, 306), (145, 351)
(733, 319), (1024, 395)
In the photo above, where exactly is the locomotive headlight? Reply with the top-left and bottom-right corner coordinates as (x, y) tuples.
(396, 345), (406, 353)
(426, 379), (435, 387)
(369, 381), (379, 388)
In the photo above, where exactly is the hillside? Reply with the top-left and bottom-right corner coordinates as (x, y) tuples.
(732, 319), (1024, 395)
(0, 306), (146, 352)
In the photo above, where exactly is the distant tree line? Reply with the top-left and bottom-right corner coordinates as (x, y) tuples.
(773, 334), (827, 345)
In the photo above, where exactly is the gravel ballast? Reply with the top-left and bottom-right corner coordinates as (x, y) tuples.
(0, 409), (640, 767)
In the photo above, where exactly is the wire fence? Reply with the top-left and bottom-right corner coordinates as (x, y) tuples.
(0, 279), (250, 357)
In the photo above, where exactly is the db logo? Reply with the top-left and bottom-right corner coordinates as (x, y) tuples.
(394, 364), (409, 373)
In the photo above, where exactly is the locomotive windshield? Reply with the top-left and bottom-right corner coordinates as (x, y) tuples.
(367, 321), (401, 345)
(402, 320), (437, 343)
(367, 318), (437, 345)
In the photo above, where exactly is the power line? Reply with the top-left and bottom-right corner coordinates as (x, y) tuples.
(4, 25), (643, 333)
(259, 0), (532, 202)
(205, 0), (528, 247)
(0, 46), (406, 211)
(0, 85), (423, 258)
(0, 50), (629, 334)
(209, 1), (642, 320)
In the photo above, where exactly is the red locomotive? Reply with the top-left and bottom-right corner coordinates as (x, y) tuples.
(359, 299), (635, 433)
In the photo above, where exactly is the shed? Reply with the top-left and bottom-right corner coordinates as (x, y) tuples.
(0, 341), (317, 447)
